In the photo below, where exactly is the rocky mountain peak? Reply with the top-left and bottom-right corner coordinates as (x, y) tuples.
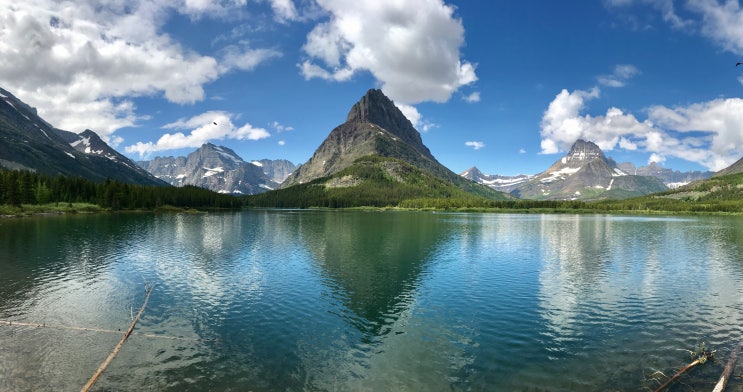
(461, 166), (483, 180)
(344, 89), (426, 152)
(563, 139), (606, 166)
(138, 143), (283, 194)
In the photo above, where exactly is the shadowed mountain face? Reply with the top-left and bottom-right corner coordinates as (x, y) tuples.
(511, 140), (667, 200)
(0, 87), (164, 185)
(281, 89), (499, 197)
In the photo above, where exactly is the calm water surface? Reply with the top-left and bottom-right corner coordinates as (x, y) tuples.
(1, 211), (743, 391)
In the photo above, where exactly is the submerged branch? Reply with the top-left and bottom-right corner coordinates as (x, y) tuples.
(80, 283), (155, 392)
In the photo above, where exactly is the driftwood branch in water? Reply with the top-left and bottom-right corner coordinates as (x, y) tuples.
(653, 342), (714, 392)
(80, 283), (155, 392)
(653, 358), (702, 392)
(712, 340), (743, 392)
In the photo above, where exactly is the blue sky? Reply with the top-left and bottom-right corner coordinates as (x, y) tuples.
(2, 1), (743, 176)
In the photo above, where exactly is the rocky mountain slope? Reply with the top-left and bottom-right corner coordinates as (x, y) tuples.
(137, 143), (287, 194)
(253, 159), (297, 183)
(0, 87), (164, 185)
(714, 157), (743, 177)
(281, 89), (503, 198)
(509, 140), (667, 200)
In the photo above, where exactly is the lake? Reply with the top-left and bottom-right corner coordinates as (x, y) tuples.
(1, 210), (742, 391)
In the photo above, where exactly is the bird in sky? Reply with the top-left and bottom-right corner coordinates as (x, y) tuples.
(737, 62), (742, 66)
(213, 122), (218, 125)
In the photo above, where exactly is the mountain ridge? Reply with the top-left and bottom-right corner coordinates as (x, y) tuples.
(0, 86), (165, 186)
(138, 143), (295, 195)
(468, 140), (668, 200)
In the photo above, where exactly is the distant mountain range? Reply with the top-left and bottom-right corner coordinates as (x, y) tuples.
(462, 140), (728, 200)
(615, 162), (713, 188)
(0, 87), (164, 185)
(137, 143), (296, 195)
(2, 84), (739, 204)
(462, 140), (669, 200)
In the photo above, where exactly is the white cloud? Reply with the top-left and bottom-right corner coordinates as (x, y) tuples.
(396, 103), (422, 128)
(299, 0), (477, 104)
(124, 110), (269, 156)
(220, 46), (282, 72)
(540, 87), (743, 171)
(278, 140), (286, 146)
(606, 0), (692, 30)
(465, 141), (485, 150)
(395, 103), (438, 132)
(463, 91), (481, 103)
(607, 0), (743, 55)
(270, 121), (294, 132)
(597, 64), (640, 87)
(0, 0), (277, 138)
(648, 153), (666, 165)
(270, 0), (299, 22)
(688, 0), (743, 55)
(519, 148), (526, 154)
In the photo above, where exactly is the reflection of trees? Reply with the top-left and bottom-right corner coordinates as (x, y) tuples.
(0, 214), (147, 316)
(297, 211), (454, 337)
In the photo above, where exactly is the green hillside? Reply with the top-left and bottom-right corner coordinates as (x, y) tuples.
(591, 172), (743, 213)
(247, 155), (509, 208)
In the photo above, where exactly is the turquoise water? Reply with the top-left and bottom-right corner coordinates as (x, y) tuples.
(1, 211), (742, 391)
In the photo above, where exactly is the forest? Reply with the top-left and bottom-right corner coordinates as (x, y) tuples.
(0, 168), (243, 212)
(1, 166), (741, 215)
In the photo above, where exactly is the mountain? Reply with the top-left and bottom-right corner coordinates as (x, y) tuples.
(281, 89), (504, 198)
(616, 161), (713, 188)
(248, 155), (507, 208)
(510, 140), (667, 200)
(0, 87), (165, 185)
(714, 157), (743, 177)
(253, 159), (297, 183)
(137, 143), (281, 194)
(460, 166), (533, 193)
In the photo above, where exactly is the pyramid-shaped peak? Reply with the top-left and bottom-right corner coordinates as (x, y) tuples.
(565, 139), (606, 164)
(346, 89), (413, 129)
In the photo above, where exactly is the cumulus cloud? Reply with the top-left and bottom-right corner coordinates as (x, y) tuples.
(124, 111), (269, 156)
(0, 0), (278, 138)
(465, 141), (485, 150)
(299, 0), (477, 105)
(540, 87), (743, 171)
